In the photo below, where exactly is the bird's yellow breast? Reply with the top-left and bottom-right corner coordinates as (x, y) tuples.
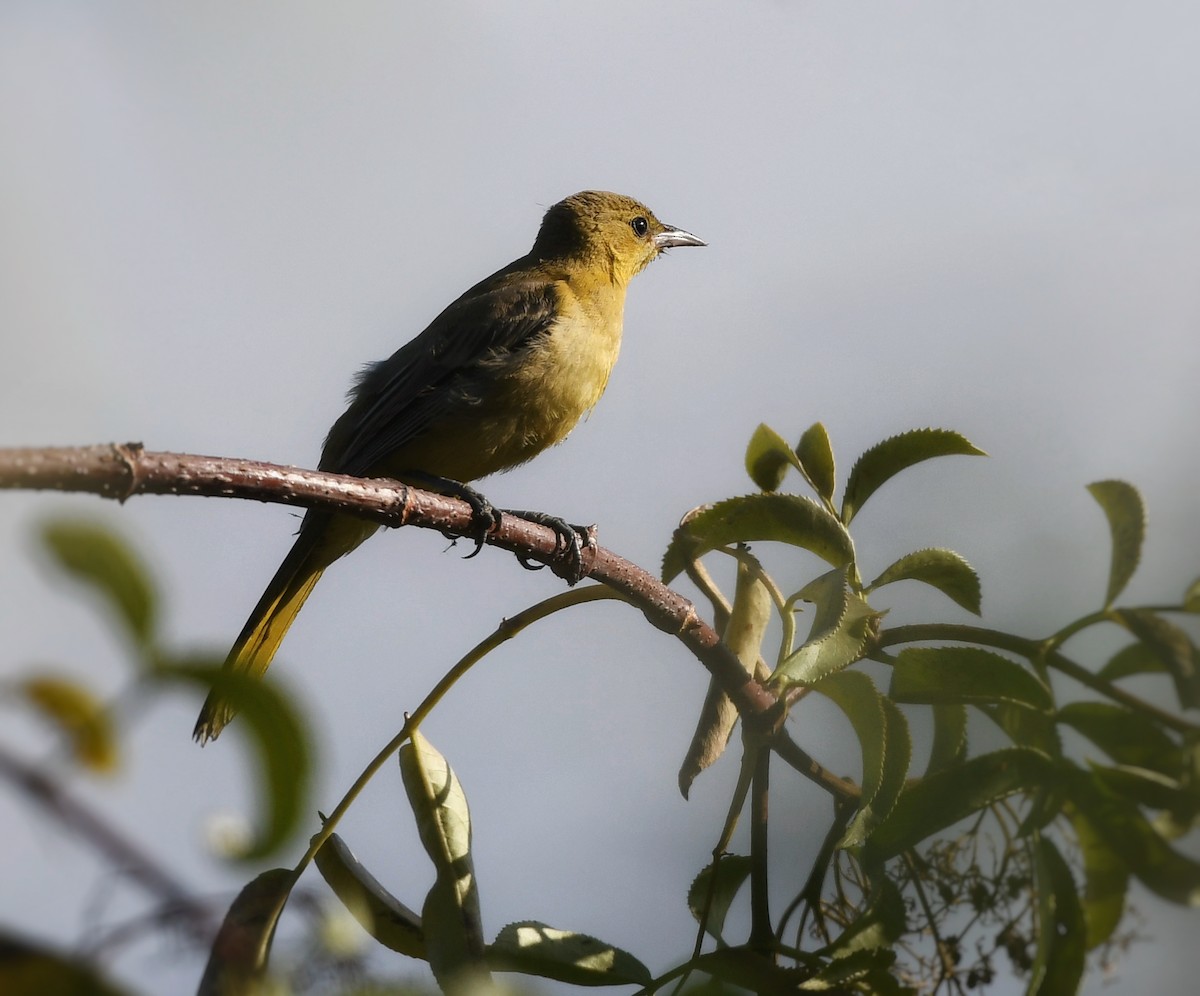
(385, 278), (626, 484)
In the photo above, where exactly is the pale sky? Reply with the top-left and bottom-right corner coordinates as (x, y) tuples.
(2, 3), (1198, 993)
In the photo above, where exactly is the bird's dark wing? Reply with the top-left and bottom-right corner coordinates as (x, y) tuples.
(320, 274), (559, 477)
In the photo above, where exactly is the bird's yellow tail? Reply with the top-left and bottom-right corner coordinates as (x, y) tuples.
(193, 515), (348, 743)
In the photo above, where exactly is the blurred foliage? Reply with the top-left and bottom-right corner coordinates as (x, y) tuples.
(2, 422), (1198, 995)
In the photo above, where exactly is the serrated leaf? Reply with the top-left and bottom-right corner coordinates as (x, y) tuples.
(163, 658), (309, 859)
(745, 423), (799, 492)
(811, 671), (911, 847)
(1111, 608), (1200, 708)
(1057, 701), (1181, 776)
(1098, 641), (1166, 681)
(1087, 480), (1145, 608)
(926, 703), (968, 775)
(39, 518), (157, 647)
(400, 731), (489, 989)
(313, 832), (425, 958)
(823, 877), (906, 958)
(20, 674), (118, 774)
(775, 584), (879, 686)
(796, 422), (837, 502)
(488, 921), (651, 987)
(687, 854), (753, 943)
(1028, 837), (1085, 995)
(841, 429), (985, 524)
(983, 701), (1062, 759)
(1061, 764), (1200, 906)
(864, 748), (1056, 863)
(867, 548), (981, 615)
(197, 868), (296, 996)
(890, 646), (1053, 712)
(1089, 764), (1189, 811)
(799, 948), (897, 990)
(679, 555), (772, 797)
(1070, 809), (1129, 950)
(663, 494), (853, 584)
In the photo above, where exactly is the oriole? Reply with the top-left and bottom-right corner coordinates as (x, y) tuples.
(194, 190), (704, 742)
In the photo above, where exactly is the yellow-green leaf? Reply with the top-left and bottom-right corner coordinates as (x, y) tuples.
(841, 429), (985, 524)
(40, 518), (157, 648)
(1028, 837), (1085, 995)
(488, 922), (651, 987)
(1070, 809), (1128, 950)
(867, 547), (981, 615)
(197, 868), (297, 996)
(1086, 480), (1145, 608)
(891, 646), (1053, 712)
(20, 675), (118, 774)
(745, 422), (799, 492)
(400, 731), (489, 990)
(163, 658), (310, 859)
(313, 831), (425, 958)
(663, 494), (853, 584)
(796, 422), (837, 502)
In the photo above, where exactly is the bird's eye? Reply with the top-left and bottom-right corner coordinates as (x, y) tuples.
(630, 216), (649, 238)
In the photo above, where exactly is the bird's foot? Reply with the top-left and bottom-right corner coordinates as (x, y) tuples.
(503, 510), (597, 585)
(403, 472), (502, 557)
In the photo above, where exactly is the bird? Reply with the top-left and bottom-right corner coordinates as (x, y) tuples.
(194, 190), (705, 742)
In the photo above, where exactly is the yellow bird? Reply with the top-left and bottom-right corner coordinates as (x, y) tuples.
(194, 191), (704, 742)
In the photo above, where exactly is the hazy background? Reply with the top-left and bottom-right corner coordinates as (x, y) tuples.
(2, 3), (1198, 993)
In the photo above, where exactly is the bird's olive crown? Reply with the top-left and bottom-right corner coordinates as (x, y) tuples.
(532, 190), (667, 283)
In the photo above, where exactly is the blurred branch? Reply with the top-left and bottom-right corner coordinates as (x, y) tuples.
(0, 443), (782, 728)
(0, 740), (217, 938)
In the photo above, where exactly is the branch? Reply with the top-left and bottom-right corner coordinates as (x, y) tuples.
(0, 444), (782, 727)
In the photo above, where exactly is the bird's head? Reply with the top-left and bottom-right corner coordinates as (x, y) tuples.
(532, 190), (705, 286)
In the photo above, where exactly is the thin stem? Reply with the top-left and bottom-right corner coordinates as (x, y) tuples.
(294, 586), (623, 875)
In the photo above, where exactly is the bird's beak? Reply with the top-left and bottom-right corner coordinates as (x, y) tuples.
(655, 226), (707, 249)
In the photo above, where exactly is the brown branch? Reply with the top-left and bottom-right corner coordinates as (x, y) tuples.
(0, 444), (782, 728)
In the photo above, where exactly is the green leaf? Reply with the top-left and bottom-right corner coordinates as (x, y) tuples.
(400, 731), (490, 990)
(313, 831), (425, 958)
(745, 423), (799, 492)
(812, 671), (910, 847)
(1070, 809), (1129, 950)
(488, 922), (651, 987)
(679, 555), (772, 797)
(864, 748), (1056, 863)
(775, 582), (879, 686)
(19, 674), (118, 774)
(687, 854), (753, 943)
(1027, 837), (1085, 995)
(1086, 480), (1145, 608)
(197, 868), (297, 996)
(890, 646), (1053, 712)
(163, 658), (310, 859)
(799, 948), (897, 991)
(926, 703), (968, 775)
(1184, 577), (1200, 613)
(796, 422), (837, 502)
(39, 518), (157, 647)
(1061, 764), (1200, 906)
(841, 428), (985, 524)
(866, 548), (981, 615)
(1057, 701), (1181, 776)
(0, 930), (133, 996)
(1089, 764), (1190, 811)
(822, 877), (906, 958)
(663, 494), (854, 584)
(982, 701), (1061, 759)
(1098, 641), (1166, 681)
(1111, 608), (1200, 709)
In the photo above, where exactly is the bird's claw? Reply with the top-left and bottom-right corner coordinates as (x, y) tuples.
(504, 510), (596, 584)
